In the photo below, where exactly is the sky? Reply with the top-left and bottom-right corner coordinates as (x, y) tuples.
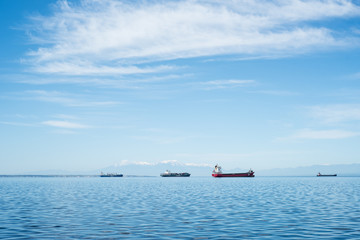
(1, 0), (360, 174)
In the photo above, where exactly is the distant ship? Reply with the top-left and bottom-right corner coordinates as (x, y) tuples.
(212, 164), (255, 177)
(100, 172), (123, 177)
(317, 172), (337, 177)
(160, 170), (191, 177)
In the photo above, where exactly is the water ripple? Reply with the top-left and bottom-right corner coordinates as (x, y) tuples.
(0, 177), (360, 239)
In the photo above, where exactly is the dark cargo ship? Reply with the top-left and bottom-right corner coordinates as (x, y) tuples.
(212, 164), (254, 178)
(317, 172), (337, 177)
(100, 172), (123, 177)
(160, 170), (190, 177)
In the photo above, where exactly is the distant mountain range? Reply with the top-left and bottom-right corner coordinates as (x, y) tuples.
(98, 161), (213, 176)
(95, 162), (360, 177)
(21, 161), (360, 177)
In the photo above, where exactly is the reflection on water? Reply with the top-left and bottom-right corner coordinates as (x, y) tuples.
(0, 177), (359, 239)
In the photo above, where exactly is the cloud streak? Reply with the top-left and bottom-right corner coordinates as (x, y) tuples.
(42, 120), (90, 129)
(250, 90), (299, 96)
(24, 90), (121, 107)
(309, 104), (360, 123)
(200, 79), (255, 90)
(289, 129), (360, 139)
(0, 121), (35, 127)
(116, 159), (212, 167)
(24, 0), (360, 76)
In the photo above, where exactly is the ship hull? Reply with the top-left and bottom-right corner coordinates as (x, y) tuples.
(212, 173), (254, 177)
(317, 174), (337, 177)
(100, 174), (123, 177)
(161, 173), (190, 177)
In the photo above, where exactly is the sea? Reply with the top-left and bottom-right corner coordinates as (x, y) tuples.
(0, 176), (359, 239)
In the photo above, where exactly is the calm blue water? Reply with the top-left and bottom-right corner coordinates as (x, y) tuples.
(0, 176), (360, 239)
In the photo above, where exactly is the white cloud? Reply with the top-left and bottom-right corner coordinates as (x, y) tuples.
(116, 160), (155, 166)
(27, 90), (74, 105)
(53, 114), (78, 120)
(160, 160), (179, 164)
(116, 159), (211, 167)
(250, 90), (299, 96)
(131, 135), (193, 144)
(350, 72), (360, 79)
(309, 104), (360, 123)
(42, 120), (90, 129)
(24, 90), (121, 107)
(0, 121), (35, 127)
(52, 129), (77, 134)
(134, 161), (154, 166)
(200, 79), (255, 89)
(290, 129), (360, 139)
(116, 160), (130, 166)
(8, 72), (187, 89)
(24, 0), (360, 76)
(184, 162), (212, 167)
(30, 61), (172, 76)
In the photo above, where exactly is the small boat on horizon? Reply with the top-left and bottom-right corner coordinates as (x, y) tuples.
(160, 170), (191, 177)
(212, 164), (255, 178)
(317, 172), (337, 177)
(100, 172), (123, 177)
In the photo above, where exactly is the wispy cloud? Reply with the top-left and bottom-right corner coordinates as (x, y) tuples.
(348, 72), (360, 80)
(160, 160), (179, 165)
(131, 135), (193, 144)
(24, 90), (121, 107)
(250, 90), (299, 96)
(288, 129), (360, 139)
(23, 0), (360, 76)
(115, 160), (155, 166)
(0, 121), (35, 127)
(42, 120), (90, 129)
(7, 73), (188, 89)
(115, 159), (212, 167)
(29, 61), (173, 76)
(184, 162), (212, 167)
(52, 114), (79, 120)
(52, 129), (77, 134)
(199, 79), (255, 90)
(308, 104), (360, 123)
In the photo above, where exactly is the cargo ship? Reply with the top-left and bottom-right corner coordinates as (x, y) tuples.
(212, 164), (254, 177)
(160, 170), (191, 177)
(317, 172), (337, 177)
(100, 172), (123, 177)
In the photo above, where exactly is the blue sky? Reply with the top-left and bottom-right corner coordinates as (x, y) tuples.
(1, 0), (360, 174)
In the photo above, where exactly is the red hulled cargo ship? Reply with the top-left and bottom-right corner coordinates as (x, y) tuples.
(212, 164), (254, 177)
